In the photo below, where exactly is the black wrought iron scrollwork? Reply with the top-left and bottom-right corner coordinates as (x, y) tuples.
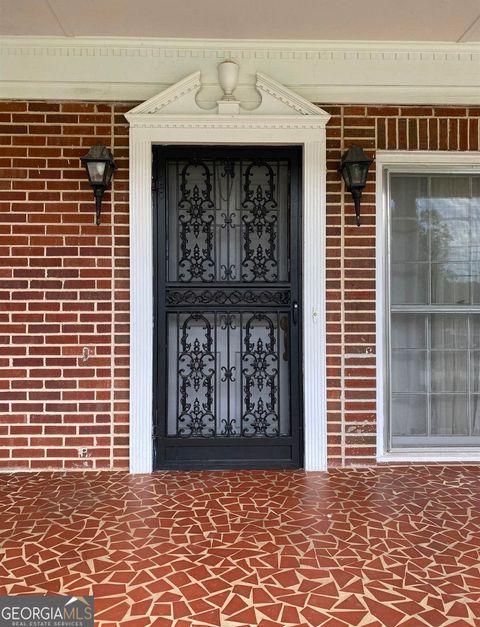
(178, 161), (215, 282)
(220, 313), (237, 330)
(241, 162), (278, 282)
(166, 288), (290, 306)
(164, 154), (293, 448)
(220, 418), (236, 436)
(221, 213), (235, 229)
(177, 314), (216, 437)
(219, 312), (237, 436)
(170, 158), (287, 285)
(220, 264), (236, 280)
(242, 314), (279, 437)
(221, 366), (236, 382)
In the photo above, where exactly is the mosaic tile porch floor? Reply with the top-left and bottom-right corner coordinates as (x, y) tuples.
(1, 466), (480, 626)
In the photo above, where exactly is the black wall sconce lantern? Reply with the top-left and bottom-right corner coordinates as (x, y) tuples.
(340, 145), (373, 226)
(81, 145), (116, 225)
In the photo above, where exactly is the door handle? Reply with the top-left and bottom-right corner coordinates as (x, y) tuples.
(280, 316), (288, 361)
(292, 302), (299, 325)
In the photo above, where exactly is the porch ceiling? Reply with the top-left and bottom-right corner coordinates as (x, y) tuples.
(1, 0), (480, 43)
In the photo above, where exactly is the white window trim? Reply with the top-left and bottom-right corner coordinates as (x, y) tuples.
(376, 150), (480, 463)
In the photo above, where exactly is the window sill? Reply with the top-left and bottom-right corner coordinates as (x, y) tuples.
(378, 448), (480, 463)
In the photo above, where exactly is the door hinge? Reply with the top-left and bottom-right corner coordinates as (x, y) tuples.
(152, 422), (159, 439)
(152, 177), (158, 192)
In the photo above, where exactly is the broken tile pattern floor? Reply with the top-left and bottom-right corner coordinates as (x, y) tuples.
(1, 466), (480, 626)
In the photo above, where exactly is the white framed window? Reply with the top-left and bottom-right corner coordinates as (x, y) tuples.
(376, 152), (480, 462)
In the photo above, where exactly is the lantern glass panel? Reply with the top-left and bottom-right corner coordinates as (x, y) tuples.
(87, 161), (106, 184)
(341, 165), (351, 189)
(104, 162), (115, 187)
(349, 163), (367, 187)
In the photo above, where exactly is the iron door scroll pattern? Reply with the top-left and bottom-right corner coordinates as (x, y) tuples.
(154, 146), (302, 469)
(242, 161), (279, 282)
(177, 313), (215, 438)
(242, 313), (280, 437)
(178, 161), (215, 282)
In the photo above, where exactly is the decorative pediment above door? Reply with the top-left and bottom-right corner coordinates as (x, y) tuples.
(125, 65), (330, 124)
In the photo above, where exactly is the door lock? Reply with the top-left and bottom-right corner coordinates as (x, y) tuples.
(292, 302), (299, 324)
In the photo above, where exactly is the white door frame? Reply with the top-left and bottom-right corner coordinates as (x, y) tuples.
(126, 71), (330, 472)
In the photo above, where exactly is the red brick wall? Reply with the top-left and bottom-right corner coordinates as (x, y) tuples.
(1, 101), (478, 470)
(323, 105), (480, 466)
(0, 101), (130, 470)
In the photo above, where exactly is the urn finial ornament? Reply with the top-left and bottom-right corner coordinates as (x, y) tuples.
(218, 60), (239, 101)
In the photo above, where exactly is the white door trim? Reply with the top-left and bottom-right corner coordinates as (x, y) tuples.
(126, 71), (330, 473)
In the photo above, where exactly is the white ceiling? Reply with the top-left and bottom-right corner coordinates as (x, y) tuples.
(1, 0), (480, 42)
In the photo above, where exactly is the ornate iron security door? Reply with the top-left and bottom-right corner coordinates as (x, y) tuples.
(153, 146), (302, 469)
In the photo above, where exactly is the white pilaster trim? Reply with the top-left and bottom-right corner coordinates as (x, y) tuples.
(129, 133), (153, 474)
(128, 71), (330, 473)
(303, 140), (328, 472)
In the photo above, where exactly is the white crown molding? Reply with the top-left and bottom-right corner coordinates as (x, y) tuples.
(3, 36), (480, 55)
(1, 36), (480, 104)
